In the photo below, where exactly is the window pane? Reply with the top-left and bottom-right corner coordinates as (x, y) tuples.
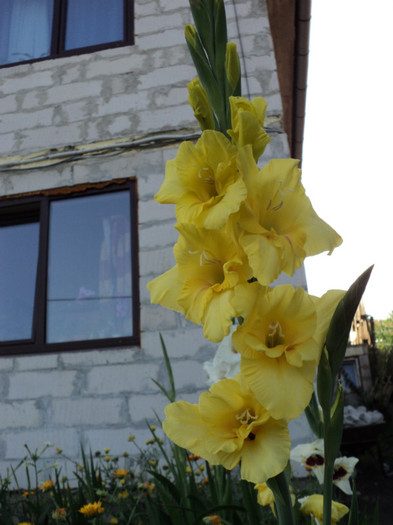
(65, 0), (123, 51)
(47, 191), (133, 343)
(0, 221), (39, 341)
(0, 0), (53, 66)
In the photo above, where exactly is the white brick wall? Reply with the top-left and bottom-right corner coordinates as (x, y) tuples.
(0, 0), (309, 479)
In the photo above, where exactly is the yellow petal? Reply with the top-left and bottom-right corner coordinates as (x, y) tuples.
(154, 159), (184, 204)
(240, 354), (316, 420)
(300, 494), (349, 523)
(228, 96), (270, 161)
(147, 266), (184, 314)
(238, 158), (342, 285)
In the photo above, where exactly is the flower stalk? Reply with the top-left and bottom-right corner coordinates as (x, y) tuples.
(147, 2), (374, 524)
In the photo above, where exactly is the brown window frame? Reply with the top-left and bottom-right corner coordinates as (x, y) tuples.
(0, 180), (140, 356)
(0, 0), (134, 69)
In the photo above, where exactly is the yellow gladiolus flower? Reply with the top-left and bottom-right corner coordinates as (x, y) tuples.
(232, 283), (344, 419)
(154, 130), (250, 229)
(299, 494), (349, 524)
(188, 78), (215, 131)
(227, 96), (270, 161)
(237, 158), (342, 285)
(163, 374), (290, 484)
(148, 222), (252, 342)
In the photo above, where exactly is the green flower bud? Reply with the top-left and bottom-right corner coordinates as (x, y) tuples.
(185, 24), (197, 48)
(225, 42), (240, 90)
(187, 77), (215, 130)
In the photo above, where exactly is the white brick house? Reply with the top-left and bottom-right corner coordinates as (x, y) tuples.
(0, 0), (312, 475)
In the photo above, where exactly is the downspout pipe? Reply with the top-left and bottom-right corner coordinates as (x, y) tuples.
(292, 0), (311, 164)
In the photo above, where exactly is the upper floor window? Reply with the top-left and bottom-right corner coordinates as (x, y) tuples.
(0, 0), (134, 67)
(0, 181), (139, 355)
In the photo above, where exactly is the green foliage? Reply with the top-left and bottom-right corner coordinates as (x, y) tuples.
(375, 312), (393, 351)
(0, 432), (280, 525)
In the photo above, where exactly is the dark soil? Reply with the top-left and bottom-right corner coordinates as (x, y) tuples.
(342, 425), (393, 523)
(354, 458), (393, 522)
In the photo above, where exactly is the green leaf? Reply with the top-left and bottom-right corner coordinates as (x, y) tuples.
(325, 384), (344, 464)
(267, 470), (296, 525)
(305, 392), (324, 439)
(325, 266), (373, 379)
(189, 0), (215, 68)
(347, 479), (359, 525)
(317, 346), (334, 411)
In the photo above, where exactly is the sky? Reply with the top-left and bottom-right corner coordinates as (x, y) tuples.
(301, 0), (393, 320)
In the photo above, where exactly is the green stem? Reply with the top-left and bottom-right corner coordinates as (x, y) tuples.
(267, 470), (295, 525)
(322, 408), (333, 525)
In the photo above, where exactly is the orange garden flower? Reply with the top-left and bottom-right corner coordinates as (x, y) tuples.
(52, 507), (67, 522)
(79, 501), (105, 517)
(202, 516), (222, 524)
(39, 480), (54, 491)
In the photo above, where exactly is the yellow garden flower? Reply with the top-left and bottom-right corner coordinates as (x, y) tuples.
(163, 374), (290, 484)
(79, 501), (105, 517)
(110, 518), (119, 525)
(227, 96), (270, 161)
(237, 158), (342, 285)
(154, 130), (249, 229)
(232, 283), (344, 419)
(117, 489), (128, 499)
(299, 494), (349, 524)
(113, 468), (129, 478)
(17, 523), (34, 525)
(148, 222), (252, 342)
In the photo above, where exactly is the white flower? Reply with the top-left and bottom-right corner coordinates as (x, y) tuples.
(291, 441), (358, 495)
(203, 325), (240, 385)
(333, 456), (359, 495)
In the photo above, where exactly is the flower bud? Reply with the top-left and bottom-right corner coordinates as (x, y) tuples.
(185, 24), (197, 48)
(225, 42), (240, 90)
(187, 78), (215, 130)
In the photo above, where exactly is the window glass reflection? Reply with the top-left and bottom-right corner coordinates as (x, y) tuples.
(47, 191), (133, 343)
(0, 221), (39, 341)
(65, 0), (123, 50)
(0, 0), (53, 65)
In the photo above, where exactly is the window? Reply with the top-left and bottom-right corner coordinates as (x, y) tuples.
(0, 0), (134, 67)
(0, 181), (139, 355)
